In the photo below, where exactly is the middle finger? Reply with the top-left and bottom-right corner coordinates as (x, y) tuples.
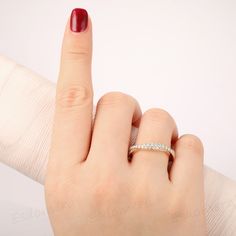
(87, 92), (142, 168)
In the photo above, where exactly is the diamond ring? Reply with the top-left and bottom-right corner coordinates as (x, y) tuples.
(128, 143), (175, 161)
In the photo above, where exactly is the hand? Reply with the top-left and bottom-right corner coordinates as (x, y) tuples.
(45, 8), (206, 236)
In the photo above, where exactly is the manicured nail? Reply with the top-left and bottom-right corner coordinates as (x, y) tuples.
(70, 8), (88, 33)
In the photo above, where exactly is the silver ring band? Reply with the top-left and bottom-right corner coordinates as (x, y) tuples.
(128, 143), (175, 161)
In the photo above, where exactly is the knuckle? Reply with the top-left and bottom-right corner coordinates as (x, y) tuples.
(168, 192), (204, 222)
(132, 188), (150, 209)
(64, 50), (89, 62)
(91, 176), (123, 202)
(167, 192), (188, 220)
(92, 182), (114, 204)
(45, 179), (75, 213)
(179, 134), (204, 155)
(131, 175), (156, 209)
(90, 177), (131, 217)
(143, 108), (174, 125)
(63, 44), (90, 62)
(167, 189), (190, 221)
(97, 91), (134, 107)
(56, 85), (92, 110)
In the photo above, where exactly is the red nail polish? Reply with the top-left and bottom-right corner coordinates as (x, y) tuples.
(70, 8), (88, 32)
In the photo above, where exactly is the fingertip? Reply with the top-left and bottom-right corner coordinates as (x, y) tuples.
(61, 8), (92, 57)
(71, 8), (88, 32)
(175, 134), (204, 160)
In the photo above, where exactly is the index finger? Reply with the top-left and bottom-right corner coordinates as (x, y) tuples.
(49, 8), (93, 169)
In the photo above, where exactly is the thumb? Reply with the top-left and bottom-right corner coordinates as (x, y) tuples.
(49, 8), (93, 168)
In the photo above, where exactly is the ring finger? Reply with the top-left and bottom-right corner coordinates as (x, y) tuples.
(131, 108), (178, 178)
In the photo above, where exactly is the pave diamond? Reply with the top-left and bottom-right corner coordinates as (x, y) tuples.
(128, 142), (175, 160)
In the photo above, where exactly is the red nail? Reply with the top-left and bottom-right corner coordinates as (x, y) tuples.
(70, 8), (88, 33)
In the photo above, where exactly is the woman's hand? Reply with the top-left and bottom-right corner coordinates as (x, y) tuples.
(45, 8), (206, 236)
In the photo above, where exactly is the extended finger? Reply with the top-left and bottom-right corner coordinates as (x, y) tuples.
(49, 8), (93, 169)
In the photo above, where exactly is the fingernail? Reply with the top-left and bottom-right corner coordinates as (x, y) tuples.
(70, 8), (88, 33)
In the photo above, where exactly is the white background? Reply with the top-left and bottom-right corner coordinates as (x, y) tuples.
(0, 0), (236, 235)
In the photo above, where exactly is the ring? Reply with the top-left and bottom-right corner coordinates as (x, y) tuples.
(128, 143), (175, 161)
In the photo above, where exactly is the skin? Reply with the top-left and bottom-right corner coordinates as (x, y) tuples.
(45, 12), (207, 236)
